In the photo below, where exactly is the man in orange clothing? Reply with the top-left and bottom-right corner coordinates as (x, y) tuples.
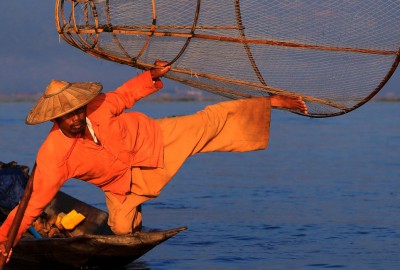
(0, 61), (307, 258)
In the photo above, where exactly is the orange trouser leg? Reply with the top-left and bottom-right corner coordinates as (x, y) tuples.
(105, 191), (143, 235)
(106, 97), (271, 234)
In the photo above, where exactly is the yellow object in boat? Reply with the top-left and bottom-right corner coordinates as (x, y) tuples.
(56, 210), (86, 230)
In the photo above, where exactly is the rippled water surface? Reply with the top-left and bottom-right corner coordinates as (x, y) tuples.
(0, 101), (399, 270)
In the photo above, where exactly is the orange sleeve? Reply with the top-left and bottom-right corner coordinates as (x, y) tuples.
(0, 151), (68, 245)
(102, 71), (163, 115)
(115, 71), (163, 101)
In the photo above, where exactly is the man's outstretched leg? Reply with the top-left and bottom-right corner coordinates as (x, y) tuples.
(131, 94), (308, 200)
(108, 95), (308, 235)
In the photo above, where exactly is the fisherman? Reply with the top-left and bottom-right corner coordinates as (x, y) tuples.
(0, 61), (307, 259)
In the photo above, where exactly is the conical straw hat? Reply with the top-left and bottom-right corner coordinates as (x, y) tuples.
(25, 80), (102, 125)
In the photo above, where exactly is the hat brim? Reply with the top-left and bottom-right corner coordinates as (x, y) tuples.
(25, 81), (103, 125)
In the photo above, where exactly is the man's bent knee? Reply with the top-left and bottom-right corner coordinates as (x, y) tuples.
(108, 206), (143, 235)
(109, 222), (133, 235)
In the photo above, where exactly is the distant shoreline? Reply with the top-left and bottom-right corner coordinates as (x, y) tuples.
(373, 97), (400, 102)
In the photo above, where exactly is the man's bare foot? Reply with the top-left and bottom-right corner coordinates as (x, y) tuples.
(270, 94), (308, 114)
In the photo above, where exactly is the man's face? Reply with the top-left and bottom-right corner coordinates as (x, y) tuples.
(55, 106), (87, 138)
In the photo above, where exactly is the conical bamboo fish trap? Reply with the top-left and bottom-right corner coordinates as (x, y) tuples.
(55, 0), (400, 117)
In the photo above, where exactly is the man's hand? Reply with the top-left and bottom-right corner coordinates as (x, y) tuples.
(150, 60), (171, 80)
(0, 242), (12, 264)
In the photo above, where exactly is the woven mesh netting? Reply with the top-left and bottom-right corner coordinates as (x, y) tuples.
(55, 0), (400, 117)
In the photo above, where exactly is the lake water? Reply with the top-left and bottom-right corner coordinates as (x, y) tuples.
(0, 100), (399, 270)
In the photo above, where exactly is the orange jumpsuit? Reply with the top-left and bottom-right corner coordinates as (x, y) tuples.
(0, 71), (271, 243)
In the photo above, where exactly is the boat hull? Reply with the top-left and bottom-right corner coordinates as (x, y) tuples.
(3, 189), (186, 268)
(11, 227), (187, 268)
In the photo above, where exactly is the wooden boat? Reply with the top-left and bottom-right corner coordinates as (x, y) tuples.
(3, 191), (187, 269)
